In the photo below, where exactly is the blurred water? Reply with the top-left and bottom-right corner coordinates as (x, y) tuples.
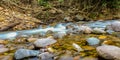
(0, 20), (118, 40)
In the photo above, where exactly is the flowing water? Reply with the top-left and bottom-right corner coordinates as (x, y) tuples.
(0, 20), (117, 40)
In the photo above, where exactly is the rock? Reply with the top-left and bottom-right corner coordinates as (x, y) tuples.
(97, 45), (120, 60)
(87, 37), (100, 46)
(34, 36), (57, 47)
(47, 47), (55, 53)
(0, 48), (9, 54)
(0, 44), (5, 48)
(0, 7), (3, 10)
(81, 57), (98, 60)
(0, 40), (6, 44)
(27, 38), (38, 42)
(64, 17), (72, 22)
(111, 21), (120, 32)
(0, 55), (13, 60)
(72, 43), (83, 52)
(49, 9), (56, 14)
(93, 28), (106, 34)
(79, 26), (92, 34)
(74, 15), (84, 21)
(73, 56), (80, 60)
(14, 49), (40, 59)
(53, 32), (66, 39)
(38, 52), (54, 60)
(106, 30), (115, 34)
(27, 45), (35, 50)
(59, 56), (73, 60)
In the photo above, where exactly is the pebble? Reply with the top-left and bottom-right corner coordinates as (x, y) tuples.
(14, 49), (40, 59)
(34, 36), (57, 47)
(72, 43), (83, 52)
(87, 37), (100, 46)
(38, 52), (54, 60)
(0, 48), (9, 54)
(97, 45), (120, 60)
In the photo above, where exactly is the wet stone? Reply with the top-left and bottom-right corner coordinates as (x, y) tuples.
(0, 48), (9, 54)
(53, 32), (66, 39)
(97, 45), (120, 60)
(86, 37), (100, 46)
(92, 28), (106, 34)
(34, 36), (57, 47)
(38, 52), (54, 60)
(111, 21), (120, 32)
(14, 49), (40, 59)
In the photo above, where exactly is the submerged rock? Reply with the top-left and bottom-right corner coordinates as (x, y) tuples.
(14, 49), (40, 59)
(38, 52), (54, 60)
(97, 45), (120, 60)
(106, 30), (115, 34)
(87, 37), (100, 46)
(34, 36), (57, 47)
(53, 32), (66, 39)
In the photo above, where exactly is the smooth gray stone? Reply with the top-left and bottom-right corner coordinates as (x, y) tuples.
(87, 37), (100, 46)
(97, 45), (120, 60)
(111, 21), (120, 32)
(38, 52), (54, 60)
(34, 36), (57, 47)
(14, 49), (40, 59)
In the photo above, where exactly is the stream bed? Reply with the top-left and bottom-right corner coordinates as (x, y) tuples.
(0, 20), (120, 60)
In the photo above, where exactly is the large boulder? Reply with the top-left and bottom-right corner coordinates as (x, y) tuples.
(106, 21), (120, 32)
(97, 45), (120, 60)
